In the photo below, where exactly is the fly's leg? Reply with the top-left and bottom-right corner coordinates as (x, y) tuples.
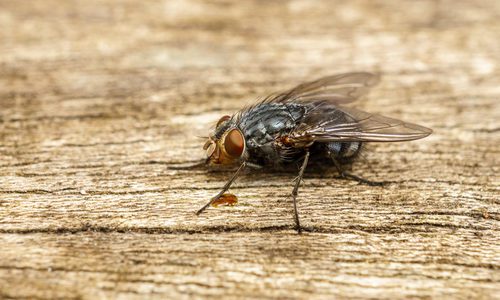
(246, 162), (264, 169)
(167, 159), (207, 170)
(330, 157), (384, 186)
(291, 151), (310, 234)
(196, 162), (246, 215)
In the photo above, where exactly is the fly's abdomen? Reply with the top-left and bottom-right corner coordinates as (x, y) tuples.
(326, 141), (363, 163)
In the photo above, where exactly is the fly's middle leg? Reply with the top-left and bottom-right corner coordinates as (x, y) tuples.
(291, 150), (310, 234)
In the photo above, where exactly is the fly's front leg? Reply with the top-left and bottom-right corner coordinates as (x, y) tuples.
(167, 159), (208, 170)
(291, 151), (310, 234)
(196, 162), (247, 215)
(330, 157), (384, 186)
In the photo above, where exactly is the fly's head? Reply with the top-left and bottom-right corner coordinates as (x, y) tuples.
(203, 115), (246, 165)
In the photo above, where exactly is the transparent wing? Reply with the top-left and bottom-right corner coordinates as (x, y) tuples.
(269, 72), (380, 105)
(288, 103), (432, 144)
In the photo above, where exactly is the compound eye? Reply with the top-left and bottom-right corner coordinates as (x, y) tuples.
(216, 115), (231, 128)
(223, 129), (245, 158)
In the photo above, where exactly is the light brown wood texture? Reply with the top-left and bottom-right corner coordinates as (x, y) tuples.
(0, 0), (499, 299)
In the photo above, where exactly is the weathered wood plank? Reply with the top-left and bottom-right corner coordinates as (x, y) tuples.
(1, 232), (499, 299)
(0, 0), (499, 299)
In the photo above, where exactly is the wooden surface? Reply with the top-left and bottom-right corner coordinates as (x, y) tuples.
(0, 0), (499, 299)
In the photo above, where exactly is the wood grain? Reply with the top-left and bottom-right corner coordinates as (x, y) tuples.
(0, 0), (499, 299)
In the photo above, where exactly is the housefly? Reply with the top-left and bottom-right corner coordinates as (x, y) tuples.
(196, 72), (432, 233)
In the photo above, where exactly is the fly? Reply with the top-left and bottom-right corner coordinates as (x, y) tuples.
(196, 72), (432, 233)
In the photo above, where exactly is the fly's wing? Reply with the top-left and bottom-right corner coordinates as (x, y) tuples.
(287, 103), (432, 145)
(269, 72), (380, 105)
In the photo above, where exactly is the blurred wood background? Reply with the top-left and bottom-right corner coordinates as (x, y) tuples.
(0, 0), (499, 299)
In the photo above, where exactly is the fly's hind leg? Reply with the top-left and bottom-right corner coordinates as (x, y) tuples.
(330, 156), (385, 186)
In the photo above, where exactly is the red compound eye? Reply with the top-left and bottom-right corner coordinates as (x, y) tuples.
(223, 128), (245, 158)
(216, 115), (231, 128)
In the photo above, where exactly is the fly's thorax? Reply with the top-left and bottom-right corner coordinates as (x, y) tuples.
(237, 103), (308, 165)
